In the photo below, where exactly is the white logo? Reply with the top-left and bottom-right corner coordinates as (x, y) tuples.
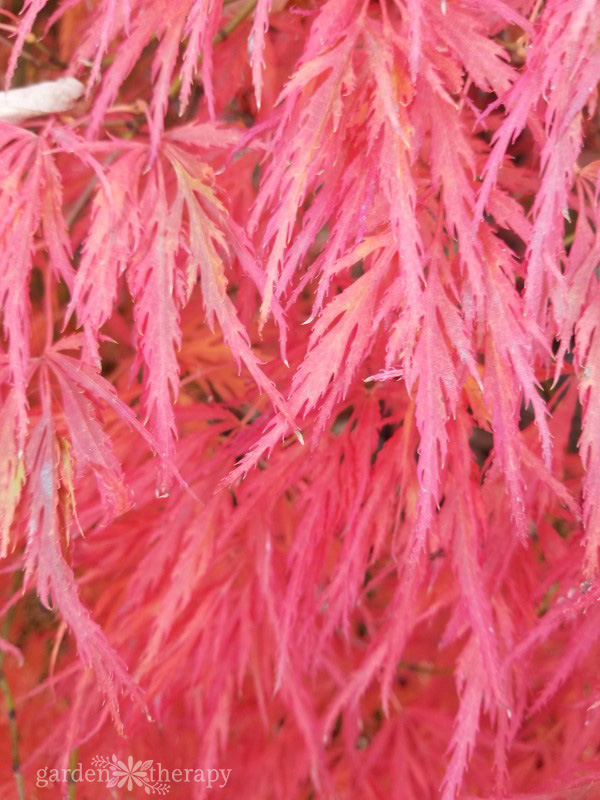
(36, 757), (231, 790)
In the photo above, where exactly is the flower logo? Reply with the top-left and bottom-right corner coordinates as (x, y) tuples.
(109, 755), (150, 791)
(92, 755), (169, 795)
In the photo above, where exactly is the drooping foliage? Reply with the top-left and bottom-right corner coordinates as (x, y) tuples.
(0, 0), (599, 797)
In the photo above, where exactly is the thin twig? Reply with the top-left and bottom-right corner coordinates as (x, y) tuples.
(168, 0), (259, 100)
(0, 572), (25, 800)
(214, 0), (258, 44)
(67, 748), (79, 800)
(397, 660), (452, 676)
(25, 34), (67, 69)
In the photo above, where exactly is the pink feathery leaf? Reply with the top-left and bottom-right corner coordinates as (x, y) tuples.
(576, 290), (600, 576)
(250, 0), (274, 111)
(24, 370), (143, 732)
